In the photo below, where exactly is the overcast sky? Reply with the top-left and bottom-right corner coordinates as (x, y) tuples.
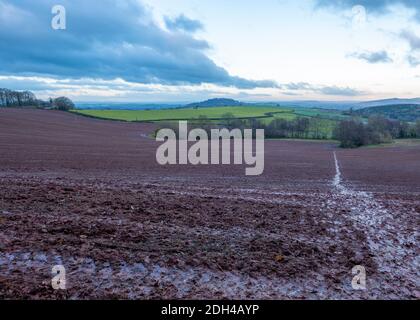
(0, 0), (419, 102)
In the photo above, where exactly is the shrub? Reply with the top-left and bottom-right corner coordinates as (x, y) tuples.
(52, 97), (75, 111)
(333, 119), (367, 148)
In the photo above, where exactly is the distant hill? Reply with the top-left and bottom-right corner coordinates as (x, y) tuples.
(185, 98), (245, 108)
(182, 97), (420, 112)
(279, 100), (356, 110)
(354, 98), (420, 109)
(270, 98), (420, 110)
(353, 104), (420, 122)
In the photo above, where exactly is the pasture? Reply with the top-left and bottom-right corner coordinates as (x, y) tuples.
(71, 106), (295, 122)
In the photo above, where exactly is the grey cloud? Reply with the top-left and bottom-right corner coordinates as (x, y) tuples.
(349, 50), (393, 63)
(400, 30), (420, 51)
(284, 82), (313, 90)
(165, 14), (204, 33)
(400, 30), (420, 67)
(282, 82), (365, 96)
(407, 55), (420, 66)
(317, 86), (364, 96)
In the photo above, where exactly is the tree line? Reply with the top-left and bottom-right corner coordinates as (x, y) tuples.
(0, 88), (37, 107)
(158, 113), (331, 140)
(158, 113), (420, 148)
(216, 113), (420, 146)
(333, 116), (420, 148)
(0, 88), (75, 111)
(218, 114), (330, 139)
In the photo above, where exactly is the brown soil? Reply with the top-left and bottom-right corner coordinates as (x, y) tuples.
(0, 108), (418, 299)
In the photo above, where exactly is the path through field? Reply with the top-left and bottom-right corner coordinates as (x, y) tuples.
(329, 152), (419, 299)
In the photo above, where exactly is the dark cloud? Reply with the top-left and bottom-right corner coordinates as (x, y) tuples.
(315, 0), (420, 21)
(0, 0), (277, 89)
(164, 14), (204, 33)
(349, 50), (393, 63)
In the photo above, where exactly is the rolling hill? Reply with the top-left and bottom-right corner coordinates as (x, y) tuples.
(354, 98), (420, 109)
(353, 104), (420, 121)
(185, 98), (245, 108)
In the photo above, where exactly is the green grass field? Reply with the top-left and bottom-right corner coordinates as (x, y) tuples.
(293, 108), (349, 120)
(72, 106), (295, 122)
(72, 106), (345, 138)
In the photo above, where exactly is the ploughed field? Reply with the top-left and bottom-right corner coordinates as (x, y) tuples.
(0, 109), (419, 299)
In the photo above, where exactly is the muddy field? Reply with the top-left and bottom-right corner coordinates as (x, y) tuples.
(0, 108), (419, 299)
